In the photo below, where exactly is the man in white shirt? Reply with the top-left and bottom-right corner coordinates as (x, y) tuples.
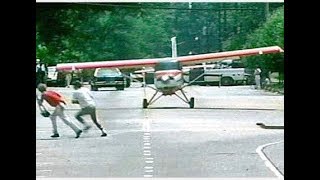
(72, 80), (107, 137)
(254, 67), (262, 89)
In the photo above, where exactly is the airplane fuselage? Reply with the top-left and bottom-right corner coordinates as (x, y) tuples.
(154, 69), (184, 95)
(153, 60), (184, 95)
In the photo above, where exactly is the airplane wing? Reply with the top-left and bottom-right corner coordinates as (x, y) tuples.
(176, 46), (283, 66)
(56, 46), (283, 71)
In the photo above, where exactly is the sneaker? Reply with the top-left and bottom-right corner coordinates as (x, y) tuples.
(75, 130), (82, 138)
(83, 125), (92, 131)
(101, 132), (107, 137)
(51, 134), (59, 138)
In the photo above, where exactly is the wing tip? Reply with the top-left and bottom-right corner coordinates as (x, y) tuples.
(275, 46), (284, 53)
(279, 48), (284, 53)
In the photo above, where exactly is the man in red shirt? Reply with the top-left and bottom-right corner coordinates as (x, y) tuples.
(37, 83), (82, 138)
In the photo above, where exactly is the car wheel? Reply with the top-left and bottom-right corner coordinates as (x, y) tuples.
(91, 85), (98, 91)
(116, 85), (125, 90)
(221, 77), (234, 86)
(125, 78), (131, 88)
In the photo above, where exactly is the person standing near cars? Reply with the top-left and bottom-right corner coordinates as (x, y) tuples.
(65, 71), (72, 88)
(36, 59), (47, 86)
(72, 80), (107, 137)
(37, 83), (83, 138)
(254, 66), (262, 89)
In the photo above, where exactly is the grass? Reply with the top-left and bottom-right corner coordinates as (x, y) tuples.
(263, 82), (284, 94)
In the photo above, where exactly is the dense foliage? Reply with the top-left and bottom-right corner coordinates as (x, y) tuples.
(36, 3), (284, 73)
(241, 6), (284, 74)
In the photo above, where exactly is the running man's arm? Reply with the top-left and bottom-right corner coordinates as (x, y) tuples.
(37, 94), (44, 106)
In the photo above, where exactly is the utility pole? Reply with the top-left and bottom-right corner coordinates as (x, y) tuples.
(218, 3), (222, 51)
(171, 37), (177, 59)
(265, 3), (270, 20)
(188, 2), (195, 54)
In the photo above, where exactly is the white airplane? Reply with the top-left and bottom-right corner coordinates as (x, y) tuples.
(56, 45), (283, 108)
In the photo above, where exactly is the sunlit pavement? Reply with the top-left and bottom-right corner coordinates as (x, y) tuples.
(36, 84), (283, 178)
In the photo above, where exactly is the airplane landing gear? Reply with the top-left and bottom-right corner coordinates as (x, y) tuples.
(143, 99), (148, 108)
(189, 97), (194, 108)
(142, 89), (195, 108)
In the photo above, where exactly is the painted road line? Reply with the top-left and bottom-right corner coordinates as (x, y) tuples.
(37, 170), (52, 172)
(144, 166), (153, 169)
(256, 140), (284, 179)
(142, 115), (153, 178)
(36, 162), (53, 166)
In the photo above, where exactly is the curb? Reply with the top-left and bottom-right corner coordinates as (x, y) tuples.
(263, 87), (284, 95)
(256, 140), (284, 179)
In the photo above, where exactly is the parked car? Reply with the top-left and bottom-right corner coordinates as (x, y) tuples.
(90, 68), (126, 91)
(46, 66), (58, 86)
(130, 72), (144, 82)
(46, 66), (67, 87)
(185, 60), (249, 86)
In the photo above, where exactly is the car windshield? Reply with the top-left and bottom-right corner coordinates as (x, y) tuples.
(96, 68), (120, 76)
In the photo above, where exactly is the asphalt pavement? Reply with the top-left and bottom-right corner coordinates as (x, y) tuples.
(36, 84), (284, 179)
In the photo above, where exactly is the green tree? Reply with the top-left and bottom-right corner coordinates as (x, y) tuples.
(35, 3), (283, 67)
(243, 6), (284, 73)
(36, 26), (48, 63)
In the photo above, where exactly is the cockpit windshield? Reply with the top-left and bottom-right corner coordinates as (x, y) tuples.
(155, 60), (182, 71)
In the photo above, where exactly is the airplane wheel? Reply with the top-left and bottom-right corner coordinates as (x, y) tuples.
(143, 99), (148, 108)
(189, 97), (194, 108)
